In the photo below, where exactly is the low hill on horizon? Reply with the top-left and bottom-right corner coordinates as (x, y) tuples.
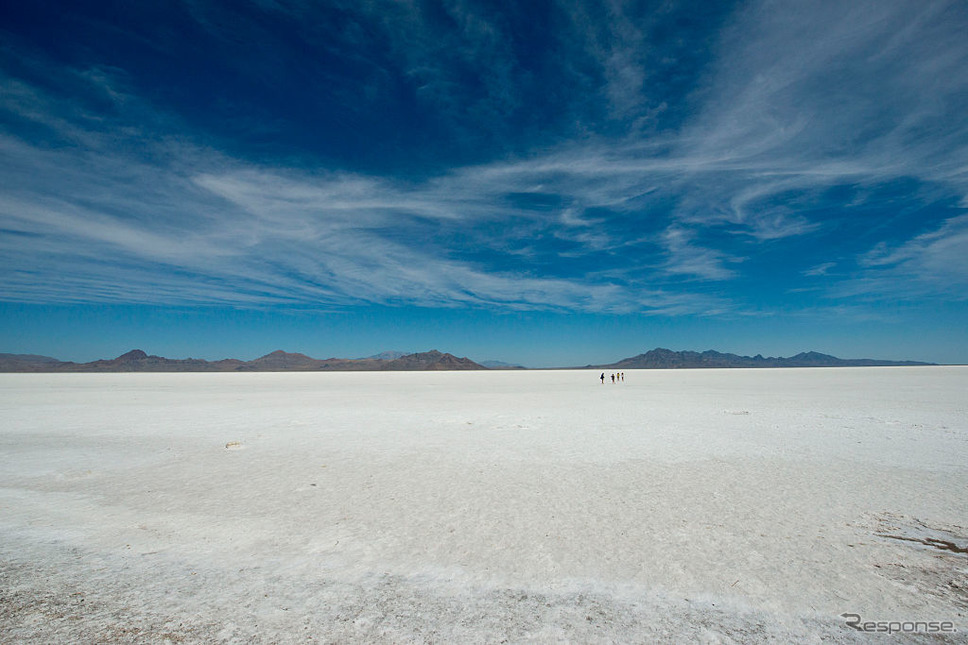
(478, 359), (526, 370)
(0, 353), (65, 372)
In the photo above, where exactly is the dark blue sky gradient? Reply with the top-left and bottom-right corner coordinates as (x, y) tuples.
(1, 0), (967, 366)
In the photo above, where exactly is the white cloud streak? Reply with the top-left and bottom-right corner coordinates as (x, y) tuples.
(0, 129), (722, 314)
(838, 214), (968, 300)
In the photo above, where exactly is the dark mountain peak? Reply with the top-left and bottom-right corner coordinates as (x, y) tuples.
(254, 350), (313, 361)
(116, 349), (148, 361)
(385, 350), (485, 370)
(792, 351), (836, 360)
(241, 351), (321, 371)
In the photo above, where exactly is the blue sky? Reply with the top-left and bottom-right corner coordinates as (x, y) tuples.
(2, 0), (967, 367)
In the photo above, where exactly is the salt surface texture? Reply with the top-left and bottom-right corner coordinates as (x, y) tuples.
(1, 367), (966, 642)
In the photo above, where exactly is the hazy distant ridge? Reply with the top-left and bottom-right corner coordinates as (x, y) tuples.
(0, 349), (485, 372)
(595, 348), (933, 369)
(1, 348), (936, 372)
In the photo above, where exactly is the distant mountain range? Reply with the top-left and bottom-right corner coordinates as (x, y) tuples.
(363, 351), (412, 361)
(478, 359), (526, 369)
(0, 347), (935, 373)
(590, 348), (934, 369)
(0, 349), (486, 372)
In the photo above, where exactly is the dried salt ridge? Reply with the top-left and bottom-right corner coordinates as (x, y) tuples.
(1, 367), (966, 642)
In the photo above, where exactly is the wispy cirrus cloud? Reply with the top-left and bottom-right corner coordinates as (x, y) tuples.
(838, 214), (968, 300)
(803, 262), (836, 278)
(0, 122), (724, 314)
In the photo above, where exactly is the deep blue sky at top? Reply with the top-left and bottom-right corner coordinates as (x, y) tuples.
(1, 0), (967, 366)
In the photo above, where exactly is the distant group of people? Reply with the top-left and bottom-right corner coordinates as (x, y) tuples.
(600, 372), (624, 384)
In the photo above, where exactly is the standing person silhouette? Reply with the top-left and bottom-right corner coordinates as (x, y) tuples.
(600, 372), (605, 384)
(611, 373), (615, 383)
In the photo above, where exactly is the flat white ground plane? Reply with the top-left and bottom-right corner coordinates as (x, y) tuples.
(1, 368), (966, 643)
